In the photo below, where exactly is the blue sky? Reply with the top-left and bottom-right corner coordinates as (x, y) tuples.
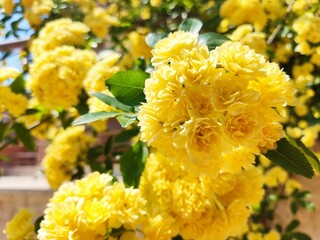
(1, 12), (33, 70)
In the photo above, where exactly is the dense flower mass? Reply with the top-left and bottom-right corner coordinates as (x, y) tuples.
(30, 18), (90, 58)
(138, 31), (296, 176)
(42, 126), (95, 189)
(28, 46), (96, 109)
(139, 151), (264, 240)
(0, 67), (28, 119)
(38, 172), (147, 240)
(3, 208), (35, 240)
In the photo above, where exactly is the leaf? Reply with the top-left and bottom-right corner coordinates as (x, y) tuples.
(0, 122), (10, 142)
(263, 137), (314, 178)
(75, 90), (89, 115)
(178, 18), (203, 34)
(106, 70), (149, 106)
(72, 111), (121, 126)
(293, 138), (320, 174)
(198, 32), (230, 50)
(92, 92), (134, 112)
(10, 74), (26, 94)
(285, 219), (300, 232)
(34, 215), (44, 234)
(290, 232), (312, 240)
(145, 32), (168, 48)
(116, 114), (137, 128)
(12, 122), (35, 151)
(114, 128), (140, 143)
(24, 108), (40, 115)
(120, 141), (148, 188)
(290, 201), (298, 214)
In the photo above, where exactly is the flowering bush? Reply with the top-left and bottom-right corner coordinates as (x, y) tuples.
(0, 0), (319, 240)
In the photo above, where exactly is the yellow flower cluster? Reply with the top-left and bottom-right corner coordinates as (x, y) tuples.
(84, 51), (121, 93)
(139, 151), (264, 240)
(138, 31), (296, 176)
(292, 12), (320, 56)
(220, 0), (267, 31)
(42, 126), (96, 189)
(21, 0), (54, 26)
(0, 68), (28, 119)
(229, 24), (266, 54)
(0, 0), (14, 15)
(38, 172), (147, 239)
(3, 208), (35, 240)
(30, 18), (90, 58)
(28, 46), (96, 109)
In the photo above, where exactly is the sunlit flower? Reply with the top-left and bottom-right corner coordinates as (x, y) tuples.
(4, 208), (35, 240)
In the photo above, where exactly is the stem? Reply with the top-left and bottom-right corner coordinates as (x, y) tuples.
(266, 1), (295, 45)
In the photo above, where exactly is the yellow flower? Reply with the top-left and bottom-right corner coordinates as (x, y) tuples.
(22, 0), (53, 26)
(28, 46), (96, 109)
(1, 0), (14, 14)
(229, 24), (266, 54)
(127, 31), (152, 61)
(30, 18), (90, 58)
(140, 151), (264, 240)
(0, 67), (20, 83)
(139, 31), (296, 176)
(151, 30), (198, 67)
(285, 179), (302, 195)
(84, 6), (119, 39)
(264, 166), (288, 187)
(42, 126), (96, 189)
(262, 0), (286, 20)
(38, 172), (146, 239)
(4, 208), (35, 240)
(220, 0), (267, 31)
(83, 51), (121, 92)
(211, 72), (260, 115)
(216, 41), (267, 77)
(0, 86), (28, 117)
(173, 115), (224, 163)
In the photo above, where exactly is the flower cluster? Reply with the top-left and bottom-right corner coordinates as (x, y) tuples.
(140, 151), (264, 239)
(38, 172), (146, 239)
(138, 31), (296, 176)
(3, 208), (35, 240)
(0, 67), (28, 120)
(42, 126), (95, 189)
(28, 45), (95, 109)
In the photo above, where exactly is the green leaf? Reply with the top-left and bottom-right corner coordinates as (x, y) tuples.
(75, 90), (89, 115)
(198, 32), (230, 50)
(285, 219), (300, 232)
(114, 128), (140, 143)
(34, 215), (44, 234)
(290, 232), (312, 240)
(116, 114), (137, 128)
(178, 18), (203, 34)
(120, 141), (148, 188)
(293, 138), (320, 174)
(145, 32), (168, 48)
(263, 137), (314, 178)
(0, 122), (10, 142)
(10, 74), (26, 94)
(12, 122), (35, 151)
(290, 201), (298, 214)
(24, 108), (40, 115)
(92, 92), (134, 112)
(72, 111), (121, 126)
(106, 70), (149, 106)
